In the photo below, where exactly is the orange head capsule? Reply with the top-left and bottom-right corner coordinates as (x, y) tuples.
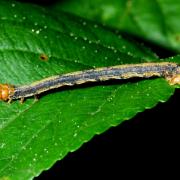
(0, 84), (14, 101)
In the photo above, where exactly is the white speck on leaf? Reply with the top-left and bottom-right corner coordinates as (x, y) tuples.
(0, 143), (5, 149)
(83, 37), (88, 41)
(82, 21), (87, 26)
(36, 30), (40, 34)
(94, 24), (98, 28)
(70, 32), (74, 37)
(11, 3), (16, 7)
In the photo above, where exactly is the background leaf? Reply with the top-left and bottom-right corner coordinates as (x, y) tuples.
(0, 1), (179, 180)
(54, 0), (180, 53)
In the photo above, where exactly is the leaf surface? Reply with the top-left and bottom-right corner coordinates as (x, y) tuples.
(0, 1), (179, 179)
(55, 0), (180, 52)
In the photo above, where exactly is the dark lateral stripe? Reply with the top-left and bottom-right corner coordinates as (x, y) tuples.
(12, 62), (180, 99)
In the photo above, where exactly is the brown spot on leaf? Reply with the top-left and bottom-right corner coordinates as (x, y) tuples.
(39, 54), (48, 61)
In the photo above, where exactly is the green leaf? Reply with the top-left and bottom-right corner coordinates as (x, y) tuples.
(55, 0), (180, 52)
(0, 1), (179, 180)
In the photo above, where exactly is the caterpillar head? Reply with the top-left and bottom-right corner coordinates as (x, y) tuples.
(0, 84), (14, 101)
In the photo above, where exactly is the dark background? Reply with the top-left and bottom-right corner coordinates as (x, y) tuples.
(15, 0), (180, 179)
